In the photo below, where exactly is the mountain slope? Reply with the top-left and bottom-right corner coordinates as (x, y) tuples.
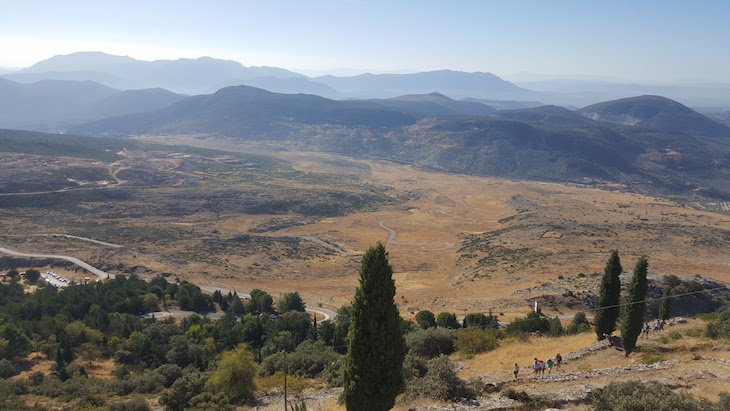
(74, 85), (417, 137)
(496, 105), (594, 125)
(362, 92), (497, 116)
(5, 51), (310, 94)
(0, 78), (119, 129)
(80, 88), (186, 119)
(314, 70), (535, 100)
(73, 88), (730, 202)
(579, 95), (730, 138)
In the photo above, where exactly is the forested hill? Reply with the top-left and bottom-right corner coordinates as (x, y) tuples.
(72, 88), (730, 203)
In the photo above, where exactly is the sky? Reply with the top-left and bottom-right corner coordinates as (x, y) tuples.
(1, 0), (729, 83)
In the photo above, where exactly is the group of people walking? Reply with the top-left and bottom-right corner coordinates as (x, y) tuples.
(641, 319), (666, 339)
(513, 353), (563, 380)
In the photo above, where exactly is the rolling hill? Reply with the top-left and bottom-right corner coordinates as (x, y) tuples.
(0, 78), (119, 129)
(74, 85), (417, 137)
(579, 95), (730, 138)
(314, 70), (537, 100)
(361, 92), (497, 116)
(0, 78), (185, 130)
(495, 105), (594, 126)
(74, 87), (730, 202)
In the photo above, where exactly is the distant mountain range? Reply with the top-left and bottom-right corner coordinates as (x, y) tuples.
(71, 84), (730, 203)
(3, 51), (313, 95)
(0, 78), (184, 130)
(5, 52), (730, 108)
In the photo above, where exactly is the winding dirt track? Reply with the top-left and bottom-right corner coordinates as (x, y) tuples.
(377, 220), (455, 252)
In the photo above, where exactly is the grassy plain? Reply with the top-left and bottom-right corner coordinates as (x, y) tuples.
(2, 135), (730, 317)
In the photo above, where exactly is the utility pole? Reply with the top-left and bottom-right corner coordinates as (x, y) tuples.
(283, 349), (288, 411)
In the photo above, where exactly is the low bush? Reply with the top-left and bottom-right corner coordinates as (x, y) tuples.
(107, 398), (152, 411)
(592, 380), (717, 411)
(256, 371), (312, 395)
(155, 364), (183, 387)
(404, 355), (476, 401)
(454, 328), (498, 358)
(640, 346), (666, 364)
(260, 340), (338, 378)
(684, 327), (705, 338)
(405, 328), (455, 358)
(668, 330), (682, 340)
(0, 359), (15, 378)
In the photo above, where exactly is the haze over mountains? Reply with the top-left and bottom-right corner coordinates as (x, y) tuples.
(4, 52), (730, 109)
(4, 50), (730, 205)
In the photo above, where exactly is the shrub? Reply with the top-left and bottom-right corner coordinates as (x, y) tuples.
(436, 312), (460, 329)
(127, 369), (165, 393)
(205, 344), (258, 402)
(0, 359), (15, 378)
(415, 310), (437, 329)
(454, 328), (498, 358)
(256, 371), (311, 395)
(706, 305), (730, 340)
(260, 340), (338, 378)
(640, 346), (666, 365)
(668, 330), (682, 340)
(662, 275), (682, 287)
(28, 371), (44, 386)
(592, 380), (714, 411)
(187, 392), (235, 411)
(405, 328), (455, 358)
(107, 399), (152, 411)
(684, 327), (705, 338)
(155, 364), (183, 387)
(404, 355), (476, 401)
(505, 312), (550, 335)
(501, 388), (532, 402)
(159, 371), (209, 411)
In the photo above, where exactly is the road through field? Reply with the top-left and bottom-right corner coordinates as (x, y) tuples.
(0, 243), (336, 321)
(378, 220), (455, 251)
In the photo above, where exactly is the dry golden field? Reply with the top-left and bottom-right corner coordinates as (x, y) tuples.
(2, 135), (730, 318)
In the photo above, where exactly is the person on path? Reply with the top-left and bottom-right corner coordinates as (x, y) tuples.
(555, 353), (562, 370)
(532, 358), (540, 376)
(546, 358), (554, 374)
(643, 323), (650, 339)
(513, 363), (519, 380)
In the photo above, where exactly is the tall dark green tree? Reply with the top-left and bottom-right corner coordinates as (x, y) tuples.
(594, 250), (623, 340)
(343, 244), (406, 411)
(658, 286), (672, 321)
(621, 256), (649, 357)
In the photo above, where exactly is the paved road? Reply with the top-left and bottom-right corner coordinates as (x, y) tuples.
(199, 284), (337, 321)
(0, 246), (115, 280)
(140, 310), (224, 320)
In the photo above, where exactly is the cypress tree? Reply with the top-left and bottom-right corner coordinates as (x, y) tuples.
(621, 256), (649, 357)
(658, 286), (672, 321)
(343, 243), (406, 411)
(594, 250), (623, 340)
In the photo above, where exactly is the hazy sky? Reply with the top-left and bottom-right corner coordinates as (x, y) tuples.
(1, 0), (729, 82)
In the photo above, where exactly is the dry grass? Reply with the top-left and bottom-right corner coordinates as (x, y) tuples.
(458, 332), (596, 378)
(4, 137), (730, 315)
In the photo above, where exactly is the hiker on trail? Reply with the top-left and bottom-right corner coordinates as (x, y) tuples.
(555, 353), (562, 370)
(533, 358), (541, 376)
(659, 319), (665, 331)
(643, 323), (650, 339)
(539, 360), (546, 375)
(546, 358), (554, 374)
(513, 363), (519, 380)
(653, 320), (659, 333)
